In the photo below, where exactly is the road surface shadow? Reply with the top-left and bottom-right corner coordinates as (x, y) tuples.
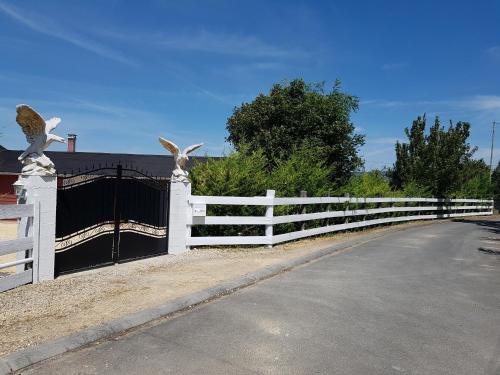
(453, 219), (500, 256)
(453, 219), (500, 235)
(478, 247), (500, 255)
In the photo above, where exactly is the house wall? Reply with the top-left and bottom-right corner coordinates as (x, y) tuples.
(0, 174), (18, 204)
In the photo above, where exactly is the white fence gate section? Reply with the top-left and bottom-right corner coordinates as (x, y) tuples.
(0, 203), (38, 292)
(187, 191), (493, 247)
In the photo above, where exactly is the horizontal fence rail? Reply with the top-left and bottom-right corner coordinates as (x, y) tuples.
(187, 193), (493, 247)
(0, 203), (33, 220)
(0, 203), (35, 292)
(191, 195), (491, 205)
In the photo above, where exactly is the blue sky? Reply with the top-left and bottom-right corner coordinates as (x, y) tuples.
(0, 0), (499, 170)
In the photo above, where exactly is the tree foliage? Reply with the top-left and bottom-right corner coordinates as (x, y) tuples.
(390, 115), (483, 197)
(491, 162), (500, 208)
(452, 159), (491, 199)
(190, 147), (269, 197)
(190, 146), (335, 236)
(190, 146), (334, 198)
(226, 79), (364, 185)
(339, 170), (393, 198)
(268, 147), (334, 197)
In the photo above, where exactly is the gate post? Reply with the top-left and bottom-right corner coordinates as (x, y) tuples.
(168, 181), (191, 255)
(15, 175), (57, 282)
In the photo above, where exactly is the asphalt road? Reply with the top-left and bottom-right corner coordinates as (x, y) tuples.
(20, 219), (500, 375)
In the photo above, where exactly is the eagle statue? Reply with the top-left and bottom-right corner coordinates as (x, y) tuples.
(15, 104), (65, 175)
(159, 137), (203, 182)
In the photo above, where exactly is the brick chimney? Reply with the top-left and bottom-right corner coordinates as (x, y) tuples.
(67, 134), (77, 152)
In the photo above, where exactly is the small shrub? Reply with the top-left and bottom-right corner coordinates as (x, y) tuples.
(339, 170), (393, 197)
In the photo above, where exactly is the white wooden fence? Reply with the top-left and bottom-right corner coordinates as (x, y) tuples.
(0, 203), (38, 292)
(187, 191), (493, 247)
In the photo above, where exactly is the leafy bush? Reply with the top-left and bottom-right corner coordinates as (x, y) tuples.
(268, 147), (334, 232)
(191, 147), (268, 197)
(190, 148), (268, 237)
(268, 147), (334, 198)
(492, 162), (500, 209)
(191, 145), (334, 199)
(452, 174), (490, 199)
(339, 170), (393, 197)
(401, 181), (432, 198)
(450, 159), (491, 199)
(190, 146), (335, 237)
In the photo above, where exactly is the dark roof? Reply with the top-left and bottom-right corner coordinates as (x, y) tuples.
(0, 148), (212, 177)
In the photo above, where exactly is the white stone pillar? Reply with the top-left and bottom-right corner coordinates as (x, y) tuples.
(168, 181), (191, 255)
(15, 175), (57, 282)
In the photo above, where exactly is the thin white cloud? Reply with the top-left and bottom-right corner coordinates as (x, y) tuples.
(0, 95), (152, 119)
(360, 99), (407, 108)
(0, 70), (240, 105)
(361, 95), (500, 114)
(214, 61), (286, 77)
(0, 2), (135, 66)
(233, 62), (285, 71)
(170, 73), (233, 105)
(98, 29), (307, 59)
(457, 95), (500, 111)
(249, 62), (284, 70)
(485, 46), (500, 60)
(159, 31), (289, 57)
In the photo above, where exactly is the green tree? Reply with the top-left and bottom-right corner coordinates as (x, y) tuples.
(390, 115), (478, 197)
(491, 162), (500, 208)
(452, 159), (491, 198)
(226, 79), (364, 185)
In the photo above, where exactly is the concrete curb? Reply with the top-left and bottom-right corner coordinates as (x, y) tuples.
(0, 224), (423, 374)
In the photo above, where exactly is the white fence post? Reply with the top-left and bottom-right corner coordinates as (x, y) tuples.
(15, 175), (57, 282)
(344, 193), (350, 224)
(265, 190), (275, 248)
(300, 190), (307, 231)
(168, 181), (191, 255)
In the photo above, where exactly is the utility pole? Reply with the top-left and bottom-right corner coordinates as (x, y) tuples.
(490, 121), (496, 180)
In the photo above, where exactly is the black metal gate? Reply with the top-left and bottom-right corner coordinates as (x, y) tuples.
(55, 165), (170, 276)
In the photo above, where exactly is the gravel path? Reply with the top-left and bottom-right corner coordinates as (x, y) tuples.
(0, 218), (491, 357)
